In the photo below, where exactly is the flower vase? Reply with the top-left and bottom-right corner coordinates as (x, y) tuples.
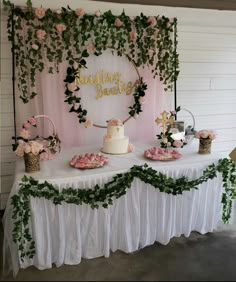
(24, 153), (40, 173)
(198, 138), (212, 155)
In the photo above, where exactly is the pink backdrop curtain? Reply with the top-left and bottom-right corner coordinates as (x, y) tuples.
(15, 51), (173, 149)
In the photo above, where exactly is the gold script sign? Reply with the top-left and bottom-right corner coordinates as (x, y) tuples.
(75, 70), (138, 99)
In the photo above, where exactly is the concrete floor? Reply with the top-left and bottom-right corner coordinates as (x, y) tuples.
(1, 211), (236, 281)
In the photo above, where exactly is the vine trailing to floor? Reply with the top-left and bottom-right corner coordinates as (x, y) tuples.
(11, 158), (236, 262)
(3, 0), (179, 104)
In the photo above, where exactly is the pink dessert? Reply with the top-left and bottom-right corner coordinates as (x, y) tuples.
(70, 153), (109, 169)
(144, 147), (182, 160)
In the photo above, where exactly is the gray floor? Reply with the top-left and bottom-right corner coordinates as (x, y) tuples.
(1, 210), (236, 281)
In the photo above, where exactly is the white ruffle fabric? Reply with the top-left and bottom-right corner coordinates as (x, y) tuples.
(3, 142), (225, 276)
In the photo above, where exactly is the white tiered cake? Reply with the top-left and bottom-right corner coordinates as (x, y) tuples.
(102, 118), (129, 154)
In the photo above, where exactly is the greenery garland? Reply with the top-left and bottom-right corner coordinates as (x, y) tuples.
(11, 158), (235, 262)
(3, 0), (179, 105)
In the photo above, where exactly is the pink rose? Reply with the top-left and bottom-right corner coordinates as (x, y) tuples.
(128, 143), (135, 153)
(114, 18), (122, 27)
(209, 132), (216, 140)
(32, 44), (39, 50)
(85, 120), (93, 128)
(161, 50), (167, 58)
(129, 31), (137, 41)
(147, 16), (157, 27)
(29, 117), (36, 126)
(36, 29), (46, 40)
(95, 10), (101, 17)
(24, 144), (32, 154)
(56, 9), (62, 14)
(200, 130), (209, 139)
(76, 8), (85, 16)
(19, 129), (30, 139)
(104, 134), (112, 141)
(148, 49), (154, 57)
(73, 62), (78, 69)
(29, 141), (43, 155)
(86, 43), (95, 54)
(73, 103), (80, 110)
(173, 140), (183, 148)
(15, 143), (25, 157)
(139, 97), (145, 104)
(56, 23), (66, 33)
(107, 118), (123, 126)
(68, 82), (76, 92)
(23, 122), (30, 129)
(35, 7), (45, 19)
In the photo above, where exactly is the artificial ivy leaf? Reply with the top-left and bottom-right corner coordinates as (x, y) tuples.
(82, 50), (89, 58)
(79, 59), (86, 66)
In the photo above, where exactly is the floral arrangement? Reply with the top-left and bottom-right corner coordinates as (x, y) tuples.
(13, 125), (44, 157)
(13, 115), (61, 160)
(195, 130), (216, 140)
(3, 0), (179, 108)
(156, 106), (187, 148)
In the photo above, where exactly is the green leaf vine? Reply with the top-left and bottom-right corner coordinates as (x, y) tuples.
(11, 158), (236, 262)
(4, 0), (179, 104)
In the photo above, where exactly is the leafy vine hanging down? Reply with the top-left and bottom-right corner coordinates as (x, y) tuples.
(3, 0), (179, 104)
(11, 158), (236, 262)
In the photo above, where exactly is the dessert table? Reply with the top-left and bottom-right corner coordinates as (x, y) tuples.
(3, 141), (226, 276)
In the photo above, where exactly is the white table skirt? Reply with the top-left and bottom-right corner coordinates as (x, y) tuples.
(3, 142), (225, 276)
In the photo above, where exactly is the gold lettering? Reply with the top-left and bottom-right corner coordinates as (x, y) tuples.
(96, 85), (104, 99)
(75, 70), (137, 99)
(126, 81), (134, 95)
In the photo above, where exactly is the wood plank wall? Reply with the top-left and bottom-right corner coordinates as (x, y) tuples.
(0, 1), (236, 209)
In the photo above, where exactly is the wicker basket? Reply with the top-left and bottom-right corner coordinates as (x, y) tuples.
(29, 115), (61, 161)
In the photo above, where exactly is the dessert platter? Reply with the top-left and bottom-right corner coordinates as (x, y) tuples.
(144, 147), (182, 161)
(70, 153), (109, 169)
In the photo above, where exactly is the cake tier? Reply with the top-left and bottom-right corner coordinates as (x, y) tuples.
(107, 125), (124, 139)
(103, 137), (129, 154)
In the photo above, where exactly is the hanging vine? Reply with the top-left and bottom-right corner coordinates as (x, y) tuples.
(3, 0), (179, 104)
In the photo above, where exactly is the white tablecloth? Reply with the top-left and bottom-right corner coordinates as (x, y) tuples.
(3, 142), (225, 276)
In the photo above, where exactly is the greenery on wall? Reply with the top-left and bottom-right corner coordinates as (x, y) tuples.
(3, 0), (179, 109)
(11, 158), (236, 262)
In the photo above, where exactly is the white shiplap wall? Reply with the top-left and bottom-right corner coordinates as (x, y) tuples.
(0, 0), (236, 209)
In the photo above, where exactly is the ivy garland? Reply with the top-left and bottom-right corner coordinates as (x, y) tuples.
(11, 158), (235, 262)
(3, 0), (179, 105)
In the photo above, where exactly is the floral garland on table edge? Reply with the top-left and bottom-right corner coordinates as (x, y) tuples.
(11, 158), (236, 262)
(3, 0), (179, 112)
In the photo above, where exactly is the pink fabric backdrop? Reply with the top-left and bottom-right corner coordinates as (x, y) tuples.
(15, 52), (173, 149)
